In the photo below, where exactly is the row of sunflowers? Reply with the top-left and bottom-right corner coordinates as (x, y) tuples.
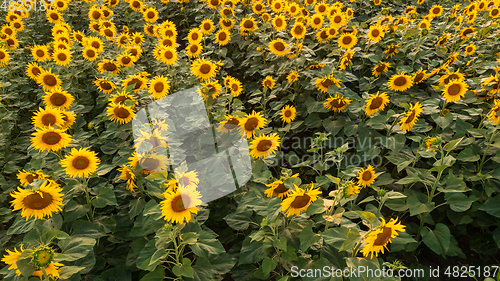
(1, 0), (500, 279)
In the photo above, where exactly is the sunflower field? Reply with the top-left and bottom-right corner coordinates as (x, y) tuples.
(1, 0), (500, 280)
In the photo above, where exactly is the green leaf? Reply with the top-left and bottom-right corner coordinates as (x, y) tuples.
(140, 266), (165, 281)
(300, 226), (321, 252)
(306, 199), (326, 215)
(96, 164), (115, 176)
(456, 147), (480, 162)
(266, 197), (282, 222)
(273, 236), (287, 251)
(445, 193), (475, 212)
(407, 195), (435, 216)
(137, 240), (160, 271)
(284, 176), (301, 189)
(261, 256), (277, 276)
(238, 236), (270, 265)
(431, 112), (453, 129)
(7, 214), (35, 235)
(16, 258), (36, 277)
(189, 230), (225, 258)
(129, 198), (146, 219)
(339, 229), (361, 251)
(59, 237), (96, 261)
(173, 258), (194, 278)
(322, 227), (359, 251)
(345, 257), (381, 281)
(421, 223), (450, 256)
(479, 195), (500, 218)
(186, 257), (214, 281)
(92, 187), (117, 208)
(443, 137), (464, 152)
(58, 266), (86, 279)
(64, 200), (91, 223)
(72, 220), (106, 239)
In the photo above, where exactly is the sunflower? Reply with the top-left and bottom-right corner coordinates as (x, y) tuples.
(190, 57), (217, 81)
(371, 62), (390, 77)
(31, 127), (71, 152)
(261, 13), (271, 22)
(215, 29), (231, 46)
(460, 27), (475, 40)
(399, 102), (422, 132)
(97, 59), (120, 74)
(343, 180), (361, 197)
(240, 17), (257, 34)
(316, 28), (330, 43)
(51, 48), (71, 66)
(0, 47), (9, 66)
(11, 20), (24, 32)
(46, 10), (63, 24)
(365, 92), (390, 116)
(360, 217), (406, 259)
(217, 115), (241, 133)
(429, 5), (443, 18)
(272, 15), (287, 32)
(288, 3), (300, 16)
(160, 184), (202, 224)
(136, 153), (168, 175)
(269, 39), (289, 57)
(31, 107), (64, 129)
(262, 75), (276, 90)
(169, 170), (199, 190)
(323, 94), (351, 112)
(61, 147), (100, 178)
(10, 180), (64, 220)
(220, 18), (235, 30)
(43, 87), (74, 109)
(315, 75), (341, 93)
(117, 53), (134, 67)
(338, 33), (357, 49)
(436, 34), (450, 47)
(31, 44), (50, 61)
(200, 80), (222, 99)
(227, 77), (243, 97)
(490, 7), (500, 18)
(240, 111), (267, 139)
(200, 19), (215, 34)
(93, 77), (115, 94)
(388, 72), (413, 92)
(438, 70), (465, 86)
(106, 102), (135, 124)
(17, 170), (49, 187)
(117, 165), (137, 192)
(411, 68), (427, 84)
(108, 90), (136, 104)
(367, 25), (384, 42)
(357, 165), (377, 187)
(126, 45), (142, 62)
(148, 75), (170, 100)
(185, 43), (203, 58)
(339, 49), (355, 70)
(329, 12), (347, 30)
(290, 22), (307, 39)
(153, 45), (178, 65)
(59, 110), (76, 130)
(25, 62), (42, 80)
(280, 105), (297, 123)
(309, 14), (324, 30)
(442, 79), (468, 103)
(281, 184), (322, 217)
(464, 44), (476, 55)
(264, 173), (299, 198)
(487, 99), (500, 125)
(252, 2), (265, 14)
(187, 28), (203, 44)
(131, 32), (145, 45)
(134, 129), (168, 153)
(85, 36), (104, 51)
(143, 7), (158, 22)
(159, 37), (177, 49)
(249, 133), (280, 159)
(122, 75), (148, 92)
(287, 70), (299, 82)
(481, 75), (500, 95)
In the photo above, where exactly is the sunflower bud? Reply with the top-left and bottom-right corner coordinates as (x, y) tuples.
(88, 122), (93, 129)
(378, 188), (387, 197)
(421, 29), (429, 36)
(31, 247), (54, 269)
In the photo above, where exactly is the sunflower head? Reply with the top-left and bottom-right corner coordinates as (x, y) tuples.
(10, 179), (64, 220)
(249, 133), (281, 159)
(32, 247), (54, 269)
(360, 217), (406, 259)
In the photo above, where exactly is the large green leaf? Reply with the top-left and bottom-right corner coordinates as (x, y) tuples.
(59, 237), (96, 262)
(479, 195), (500, 218)
(421, 223), (450, 256)
(299, 226), (321, 252)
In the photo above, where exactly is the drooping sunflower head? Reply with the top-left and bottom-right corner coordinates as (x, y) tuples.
(412, 68), (427, 84)
(94, 77), (117, 94)
(360, 217), (406, 259)
(122, 75), (148, 92)
(365, 91), (390, 116)
(399, 102), (423, 132)
(323, 94), (351, 112)
(265, 180), (289, 198)
(17, 170), (49, 187)
(371, 62), (390, 77)
(137, 153), (168, 175)
(10, 179), (64, 220)
(315, 75), (341, 93)
(281, 184), (322, 217)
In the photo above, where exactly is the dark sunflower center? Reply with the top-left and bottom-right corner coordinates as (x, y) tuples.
(162, 39), (173, 47)
(231, 84), (239, 91)
(42, 113), (57, 126)
(376, 65), (385, 72)
(57, 53), (67, 61)
(26, 174), (37, 183)
(371, 29), (380, 37)
(414, 73), (424, 82)
(284, 110), (292, 117)
(218, 32), (227, 41)
(223, 8), (231, 15)
(314, 18), (320, 24)
(276, 19), (283, 26)
(129, 78), (142, 90)
(405, 111), (416, 124)
(319, 5), (326, 12)
(294, 26), (303, 34)
(73, 156), (90, 170)
(244, 20), (254, 29)
(190, 45), (199, 53)
(23, 192), (53, 210)
(373, 226), (392, 246)
(154, 82), (164, 92)
(87, 49), (96, 57)
(50, 93), (67, 106)
(42, 132), (61, 145)
(104, 29), (113, 37)
(114, 107), (130, 118)
(334, 15), (342, 23)
(178, 176), (190, 186)
(321, 78), (334, 88)
(257, 139), (273, 152)
(244, 117), (259, 131)
(320, 31), (328, 39)
(331, 99), (346, 108)
(92, 11), (100, 19)
(256, 4), (262, 10)
(100, 82), (112, 90)
(448, 84), (461, 96)
(203, 23), (211, 31)
(369, 97), (383, 109)
(492, 9), (499, 16)
(147, 11), (155, 18)
(463, 28), (473, 36)
(224, 118), (239, 129)
(122, 56), (131, 64)
(171, 194), (190, 212)
(394, 76), (407, 86)
(467, 47), (472, 52)
(362, 171), (373, 181)
(142, 157), (160, 171)
(43, 74), (56, 86)
(50, 13), (59, 20)
(132, 1), (140, 7)
(222, 20), (232, 27)
(211, 0), (219, 6)
(274, 42), (285, 52)
(290, 194), (311, 208)
(200, 63), (211, 74)
(342, 36), (352, 45)
(274, 183), (288, 193)
(191, 33), (199, 41)
(115, 96), (129, 103)
(0, 52), (5, 59)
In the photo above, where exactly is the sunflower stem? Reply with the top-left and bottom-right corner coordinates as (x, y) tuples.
(478, 126), (498, 174)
